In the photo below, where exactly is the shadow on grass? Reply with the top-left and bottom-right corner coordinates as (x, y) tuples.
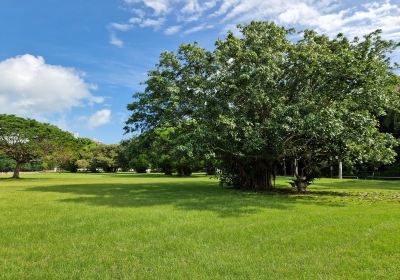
(25, 180), (349, 217)
(314, 179), (400, 191)
(0, 177), (57, 182)
(80, 172), (208, 179)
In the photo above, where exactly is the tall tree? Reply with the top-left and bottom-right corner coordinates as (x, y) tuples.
(0, 114), (76, 178)
(126, 22), (400, 191)
(138, 127), (202, 176)
(90, 144), (121, 172)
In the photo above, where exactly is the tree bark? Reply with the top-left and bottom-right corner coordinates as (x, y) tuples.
(243, 161), (273, 191)
(338, 159), (343, 179)
(12, 162), (21, 179)
(283, 159), (287, 176)
(294, 159), (299, 177)
(221, 156), (274, 191)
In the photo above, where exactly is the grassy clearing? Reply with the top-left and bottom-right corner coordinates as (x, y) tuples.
(0, 173), (399, 279)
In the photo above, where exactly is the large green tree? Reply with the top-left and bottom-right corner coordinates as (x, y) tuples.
(137, 127), (202, 176)
(90, 144), (121, 173)
(0, 114), (77, 178)
(126, 22), (400, 191)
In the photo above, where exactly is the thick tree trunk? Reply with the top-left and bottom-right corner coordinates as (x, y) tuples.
(12, 162), (21, 179)
(253, 167), (273, 191)
(220, 155), (274, 191)
(239, 160), (273, 191)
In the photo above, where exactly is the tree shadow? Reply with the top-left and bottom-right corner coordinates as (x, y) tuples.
(25, 181), (349, 217)
(0, 177), (56, 182)
(86, 172), (208, 179)
(315, 179), (400, 191)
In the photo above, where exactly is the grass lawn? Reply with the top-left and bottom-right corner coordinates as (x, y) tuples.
(0, 173), (399, 279)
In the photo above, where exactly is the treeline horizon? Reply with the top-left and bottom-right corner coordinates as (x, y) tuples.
(1, 21), (400, 192)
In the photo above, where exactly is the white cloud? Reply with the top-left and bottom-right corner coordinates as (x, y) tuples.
(111, 0), (400, 42)
(307, 1), (400, 39)
(139, 17), (165, 28)
(178, 0), (217, 22)
(108, 10), (166, 46)
(218, 0), (400, 40)
(108, 22), (132, 47)
(0, 54), (101, 118)
(124, 0), (170, 15)
(131, 8), (146, 18)
(126, 16), (166, 28)
(165, 25), (182, 35)
(277, 3), (319, 25)
(129, 17), (143, 24)
(109, 32), (124, 47)
(109, 22), (133, 31)
(184, 23), (214, 34)
(87, 109), (112, 129)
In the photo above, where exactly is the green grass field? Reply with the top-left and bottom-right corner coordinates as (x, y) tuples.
(0, 173), (399, 279)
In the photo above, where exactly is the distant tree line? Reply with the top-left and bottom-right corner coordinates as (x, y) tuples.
(0, 114), (212, 178)
(118, 127), (216, 176)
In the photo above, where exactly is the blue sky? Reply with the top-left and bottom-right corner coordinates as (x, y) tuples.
(0, 0), (399, 143)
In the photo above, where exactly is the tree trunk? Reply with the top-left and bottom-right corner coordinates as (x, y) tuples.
(283, 159), (287, 176)
(248, 161), (273, 191)
(266, 168), (273, 191)
(12, 162), (21, 179)
(338, 159), (343, 179)
(221, 156), (274, 191)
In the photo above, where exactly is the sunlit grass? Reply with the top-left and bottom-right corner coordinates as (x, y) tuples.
(0, 173), (399, 279)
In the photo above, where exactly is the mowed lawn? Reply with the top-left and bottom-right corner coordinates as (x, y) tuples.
(0, 173), (399, 279)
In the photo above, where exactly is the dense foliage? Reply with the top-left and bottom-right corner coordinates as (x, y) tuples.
(0, 114), (77, 178)
(120, 128), (206, 175)
(126, 21), (400, 191)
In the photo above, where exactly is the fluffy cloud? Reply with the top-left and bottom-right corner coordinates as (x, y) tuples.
(124, 0), (170, 16)
(0, 54), (102, 118)
(108, 8), (166, 46)
(306, 1), (400, 39)
(111, 0), (400, 42)
(87, 109), (112, 129)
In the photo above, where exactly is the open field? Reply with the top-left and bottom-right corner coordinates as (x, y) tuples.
(1, 173), (400, 279)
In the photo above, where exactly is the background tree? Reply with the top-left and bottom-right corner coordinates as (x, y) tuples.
(74, 138), (98, 172)
(0, 114), (77, 178)
(117, 139), (133, 171)
(123, 127), (206, 176)
(141, 127), (201, 176)
(90, 144), (120, 172)
(120, 137), (150, 173)
(42, 138), (82, 172)
(0, 155), (16, 173)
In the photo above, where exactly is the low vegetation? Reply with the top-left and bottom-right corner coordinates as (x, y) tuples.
(0, 173), (399, 279)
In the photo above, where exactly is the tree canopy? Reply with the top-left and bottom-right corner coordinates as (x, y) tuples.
(0, 114), (77, 178)
(126, 21), (400, 191)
